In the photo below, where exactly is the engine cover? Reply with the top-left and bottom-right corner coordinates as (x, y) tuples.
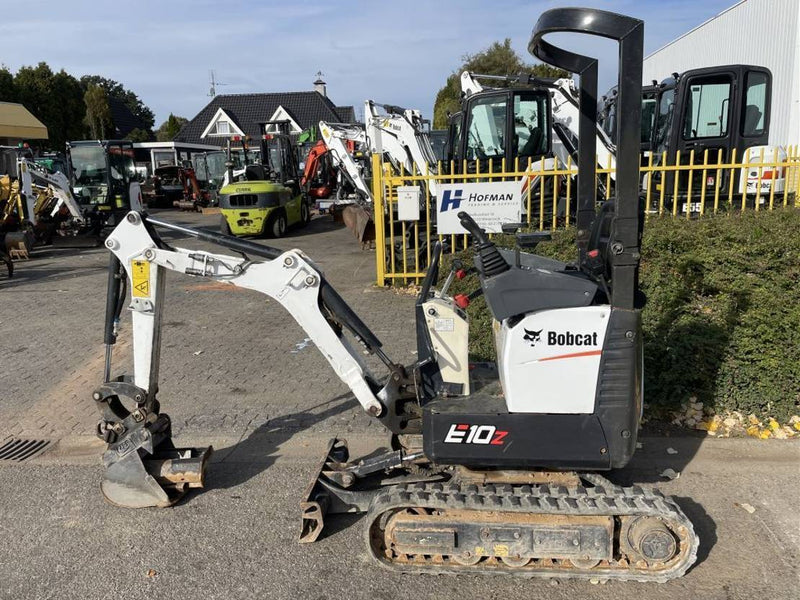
(495, 306), (611, 414)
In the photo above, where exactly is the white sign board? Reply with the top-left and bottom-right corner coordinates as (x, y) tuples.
(396, 186), (421, 221)
(436, 181), (522, 235)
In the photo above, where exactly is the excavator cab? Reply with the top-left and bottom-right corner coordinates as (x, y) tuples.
(446, 87), (552, 174)
(66, 140), (143, 226)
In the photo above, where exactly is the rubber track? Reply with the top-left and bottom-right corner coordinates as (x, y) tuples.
(365, 480), (699, 583)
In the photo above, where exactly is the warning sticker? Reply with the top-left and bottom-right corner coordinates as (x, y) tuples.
(131, 260), (150, 297)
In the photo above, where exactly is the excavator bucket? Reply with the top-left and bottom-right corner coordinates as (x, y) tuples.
(101, 445), (212, 508)
(340, 205), (375, 246)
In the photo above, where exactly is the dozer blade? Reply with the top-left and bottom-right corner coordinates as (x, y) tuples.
(101, 445), (212, 509)
(299, 438), (379, 543)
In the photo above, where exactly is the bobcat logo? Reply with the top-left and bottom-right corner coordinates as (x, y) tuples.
(523, 328), (543, 347)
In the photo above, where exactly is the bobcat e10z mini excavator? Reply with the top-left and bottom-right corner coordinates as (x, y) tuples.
(90, 8), (698, 582)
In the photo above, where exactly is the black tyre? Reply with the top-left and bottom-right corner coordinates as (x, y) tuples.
(0, 251), (12, 279)
(219, 215), (231, 236)
(266, 210), (287, 238)
(299, 201), (311, 227)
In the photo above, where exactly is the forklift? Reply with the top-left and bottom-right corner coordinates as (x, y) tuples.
(90, 8), (697, 583)
(218, 120), (312, 237)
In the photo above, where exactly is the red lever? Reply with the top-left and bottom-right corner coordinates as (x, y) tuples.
(454, 294), (470, 309)
(588, 249), (600, 258)
(455, 269), (466, 280)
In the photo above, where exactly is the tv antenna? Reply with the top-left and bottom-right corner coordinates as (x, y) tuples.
(208, 70), (229, 96)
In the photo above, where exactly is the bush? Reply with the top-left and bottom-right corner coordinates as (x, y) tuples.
(443, 209), (800, 420)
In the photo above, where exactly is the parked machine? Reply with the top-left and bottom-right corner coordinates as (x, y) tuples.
(600, 65), (786, 212)
(218, 120), (311, 237)
(1, 144), (125, 251)
(67, 140), (144, 228)
(90, 8), (697, 583)
(300, 139), (337, 205)
(456, 71), (620, 212)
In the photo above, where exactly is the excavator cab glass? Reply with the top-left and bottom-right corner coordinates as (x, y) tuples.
(453, 89), (551, 173)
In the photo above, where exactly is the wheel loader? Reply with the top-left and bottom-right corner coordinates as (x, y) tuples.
(89, 8), (699, 583)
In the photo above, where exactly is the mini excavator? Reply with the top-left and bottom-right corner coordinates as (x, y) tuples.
(91, 8), (698, 582)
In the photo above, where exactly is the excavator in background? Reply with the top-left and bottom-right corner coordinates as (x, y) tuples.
(1, 144), (129, 253)
(316, 104), (440, 246)
(90, 7), (698, 583)
(454, 71), (619, 217)
(599, 64), (787, 213)
(300, 140), (337, 206)
(67, 140), (144, 228)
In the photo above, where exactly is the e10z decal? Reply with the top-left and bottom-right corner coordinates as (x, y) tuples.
(444, 423), (508, 445)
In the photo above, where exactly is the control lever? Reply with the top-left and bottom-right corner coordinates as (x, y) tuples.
(457, 211), (509, 278)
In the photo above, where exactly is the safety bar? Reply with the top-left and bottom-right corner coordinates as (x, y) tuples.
(529, 8), (644, 310)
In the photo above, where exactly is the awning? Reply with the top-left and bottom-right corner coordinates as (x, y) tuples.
(0, 102), (48, 140)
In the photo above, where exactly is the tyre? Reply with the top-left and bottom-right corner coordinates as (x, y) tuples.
(266, 211), (287, 238)
(219, 215), (231, 236)
(299, 201), (311, 227)
(0, 251), (12, 279)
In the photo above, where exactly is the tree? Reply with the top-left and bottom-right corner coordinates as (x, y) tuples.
(0, 65), (16, 102)
(84, 85), (112, 139)
(127, 128), (152, 142)
(13, 62), (85, 149)
(155, 114), (189, 142)
(432, 39), (569, 128)
(80, 75), (155, 131)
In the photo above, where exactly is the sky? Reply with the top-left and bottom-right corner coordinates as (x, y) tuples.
(0, 0), (736, 127)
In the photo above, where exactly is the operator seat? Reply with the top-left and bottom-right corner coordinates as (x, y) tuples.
(245, 164), (268, 181)
(743, 104), (762, 136)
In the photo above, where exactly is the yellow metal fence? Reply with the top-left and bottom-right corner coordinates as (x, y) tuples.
(373, 146), (800, 286)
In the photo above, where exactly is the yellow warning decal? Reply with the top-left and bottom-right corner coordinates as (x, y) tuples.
(493, 544), (509, 557)
(131, 260), (150, 297)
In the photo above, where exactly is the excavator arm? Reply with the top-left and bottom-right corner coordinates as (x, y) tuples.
(95, 211), (411, 508)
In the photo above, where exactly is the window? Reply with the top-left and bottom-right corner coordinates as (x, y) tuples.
(513, 92), (548, 158)
(215, 121), (230, 135)
(682, 77), (731, 139)
(641, 97), (657, 145)
(465, 96), (507, 160)
(742, 71), (768, 137)
(655, 88), (675, 151)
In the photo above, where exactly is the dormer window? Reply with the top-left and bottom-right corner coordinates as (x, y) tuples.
(201, 108), (244, 138)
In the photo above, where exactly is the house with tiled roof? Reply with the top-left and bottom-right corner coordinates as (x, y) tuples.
(174, 77), (356, 148)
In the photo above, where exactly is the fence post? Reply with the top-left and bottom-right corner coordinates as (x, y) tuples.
(372, 153), (386, 286)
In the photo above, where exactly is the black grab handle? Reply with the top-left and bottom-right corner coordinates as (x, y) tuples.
(457, 211), (489, 244)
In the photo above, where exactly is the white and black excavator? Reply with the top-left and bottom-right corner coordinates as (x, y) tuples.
(599, 64), (788, 213)
(90, 8), (698, 582)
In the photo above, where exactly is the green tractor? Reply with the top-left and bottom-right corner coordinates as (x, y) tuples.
(218, 120), (311, 237)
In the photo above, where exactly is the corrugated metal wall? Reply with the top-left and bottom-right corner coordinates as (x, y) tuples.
(643, 0), (800, 146)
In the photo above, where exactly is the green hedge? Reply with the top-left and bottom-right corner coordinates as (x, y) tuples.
(443, 209), (800, 420)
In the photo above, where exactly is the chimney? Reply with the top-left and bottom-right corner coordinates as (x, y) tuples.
(313, 71), (326, 97)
